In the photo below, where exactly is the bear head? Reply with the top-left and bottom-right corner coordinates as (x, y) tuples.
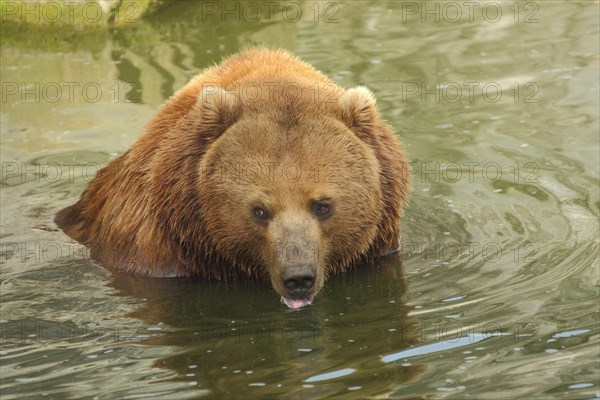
(194, 85), (384, 309)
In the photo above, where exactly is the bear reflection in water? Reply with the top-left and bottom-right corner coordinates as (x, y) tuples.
(107, 253), (423, 397)
(55, 47), (410, 309)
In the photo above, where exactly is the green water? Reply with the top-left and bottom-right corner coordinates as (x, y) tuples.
(1, 1), (598, 399)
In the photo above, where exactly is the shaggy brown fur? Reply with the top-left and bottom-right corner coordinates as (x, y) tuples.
(55, 48), (410, 306)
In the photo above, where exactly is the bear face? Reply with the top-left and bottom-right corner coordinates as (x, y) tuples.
(199, 108), (382, 308)
(55, 48), (410, 309)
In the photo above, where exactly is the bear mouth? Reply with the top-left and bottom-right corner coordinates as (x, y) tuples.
(281, 295), (313, 309)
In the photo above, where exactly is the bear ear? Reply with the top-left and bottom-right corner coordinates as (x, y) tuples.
(338, 86), (378, 133)
(198, 86), (241, 129)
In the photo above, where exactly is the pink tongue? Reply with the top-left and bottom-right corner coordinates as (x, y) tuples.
(281, 297), (312, 309)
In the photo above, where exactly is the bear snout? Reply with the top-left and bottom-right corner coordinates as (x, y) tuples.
(282, 266), (316, 294)
(273, 264), (323, 310)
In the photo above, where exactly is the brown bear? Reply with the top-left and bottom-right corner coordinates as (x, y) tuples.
(55, 47), (410, 309)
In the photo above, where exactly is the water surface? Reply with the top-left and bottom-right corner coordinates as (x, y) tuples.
(1, 1), (598, 399)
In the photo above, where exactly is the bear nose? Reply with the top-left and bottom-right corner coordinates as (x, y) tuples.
(283, 274), (315, 293)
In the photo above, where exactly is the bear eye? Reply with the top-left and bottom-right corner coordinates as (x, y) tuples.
(312, 202), (332, 219)
(252, 206), (270, 222)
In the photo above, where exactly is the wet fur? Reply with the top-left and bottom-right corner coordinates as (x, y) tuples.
(55, 48), (410, 290)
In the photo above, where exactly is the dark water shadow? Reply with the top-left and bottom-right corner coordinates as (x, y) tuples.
(107, 255), (425, 398)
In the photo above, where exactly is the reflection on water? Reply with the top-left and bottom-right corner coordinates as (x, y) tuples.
(1, 1), (598, 399)
(105, 256), (420, 398)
